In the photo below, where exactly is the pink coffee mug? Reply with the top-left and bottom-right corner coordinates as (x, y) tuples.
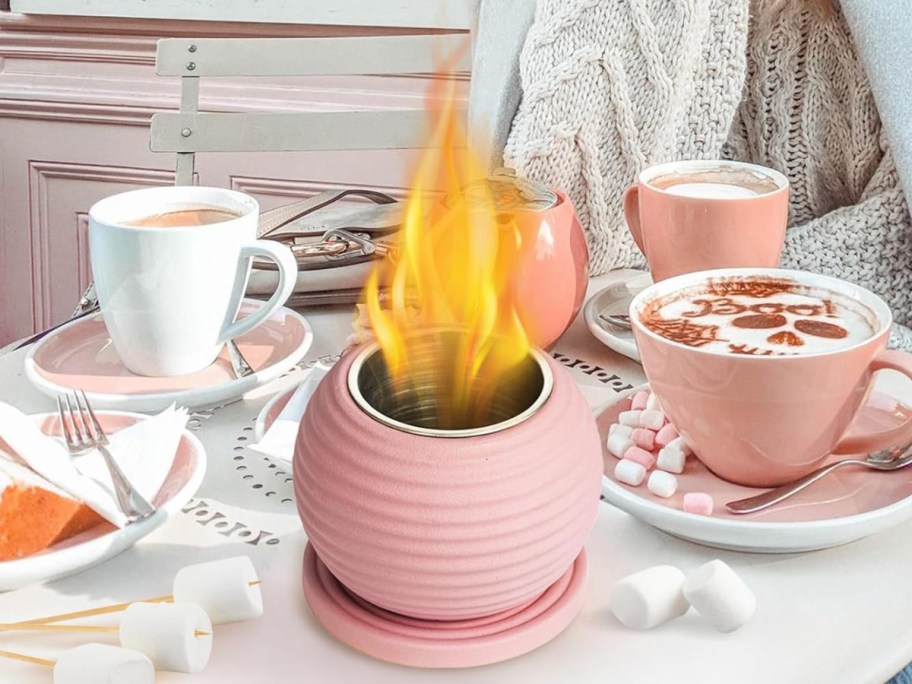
(624, 160), (789, 282)
(630, 268), (912, 487)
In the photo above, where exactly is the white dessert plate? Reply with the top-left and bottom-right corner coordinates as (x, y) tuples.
(599, 385), (912, 553)
(24, 300), (313, 412)
(583, 269), (652, 363)
(0, 411), (206, 591)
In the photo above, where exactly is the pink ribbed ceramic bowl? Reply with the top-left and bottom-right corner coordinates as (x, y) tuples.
(294, 333), (602, 621)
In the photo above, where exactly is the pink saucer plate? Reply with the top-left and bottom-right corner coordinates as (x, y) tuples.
(600, 384), (912, 553)
(24, 300), (313, 413)
(0, 411), (206, 591)
(301, 542), (588, 668)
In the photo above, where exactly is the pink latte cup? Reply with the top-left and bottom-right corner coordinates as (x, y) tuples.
(624, 160), (789, 282)
(629, 268), (912, 487)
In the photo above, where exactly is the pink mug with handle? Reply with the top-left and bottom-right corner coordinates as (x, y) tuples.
(630, 268), (912, 487)
(624, 160), (790, 282)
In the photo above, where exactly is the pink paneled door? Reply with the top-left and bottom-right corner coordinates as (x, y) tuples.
(0, 13), (466, 345)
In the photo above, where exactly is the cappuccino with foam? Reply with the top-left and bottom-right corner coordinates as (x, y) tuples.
(638, 275), (877, 355)
(649, 166), (781, 199)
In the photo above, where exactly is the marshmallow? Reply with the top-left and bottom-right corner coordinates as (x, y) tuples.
(608, 423), (634, 439)
(53, 644), (154, 684)
(645, 392), (662, 411)
(683, 560), (756, 633)
(606, 434), (635, 459)
(639, 409), (666, 430)
(657, 446), (686, 474)
(655, 423), (679, 448)
(630, 428), (656, 451)
(647, 470), (678, 498)
(630, 390), (650, 411)
(609, 565), (690, 630)
(618, 410), (642, 427)
(623, 445), (655, 470)
(683, 492), (714, 516)
(667, 436), (693, 457)
(173, 556), (263, 624)
(119, 603), (212, 674)
(614, 459), (647, 486)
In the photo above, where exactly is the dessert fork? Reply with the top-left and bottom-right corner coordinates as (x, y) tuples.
(56, 390), (156, 523)
(725, 441), (912, 514)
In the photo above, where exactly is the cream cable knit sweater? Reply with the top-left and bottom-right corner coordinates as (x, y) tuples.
(500, 0), (912, 348)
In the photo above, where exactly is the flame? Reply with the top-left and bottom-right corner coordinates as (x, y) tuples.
(363, 72), (530, 429)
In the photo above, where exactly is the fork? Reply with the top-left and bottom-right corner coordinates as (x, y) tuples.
(57, 391), (156, 523)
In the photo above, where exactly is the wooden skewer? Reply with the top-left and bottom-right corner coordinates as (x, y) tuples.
(14, 580), (262, 626)
(0, 649), (55, 668)
(0, 623), (210, 637)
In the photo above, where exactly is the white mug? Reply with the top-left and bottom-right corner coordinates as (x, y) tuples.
(89, 186), (297, 377)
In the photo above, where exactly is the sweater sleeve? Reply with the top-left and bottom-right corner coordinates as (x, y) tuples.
(502, 0), (749, 276)
(780, 149), (912, 350)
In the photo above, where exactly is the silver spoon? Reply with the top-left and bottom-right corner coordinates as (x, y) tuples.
(599, 313), (632, 330)
(725, 441), (912, 514)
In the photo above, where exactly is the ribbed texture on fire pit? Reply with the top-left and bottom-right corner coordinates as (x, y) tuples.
(294, 347), (602, 621)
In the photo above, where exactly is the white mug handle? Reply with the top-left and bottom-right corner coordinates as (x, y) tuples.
(218, 240), (297, 345)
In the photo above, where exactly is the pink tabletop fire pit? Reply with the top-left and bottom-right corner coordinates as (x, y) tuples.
(294, 331), (603, 667)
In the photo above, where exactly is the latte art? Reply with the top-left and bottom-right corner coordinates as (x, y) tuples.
(639, 277), (877, 355)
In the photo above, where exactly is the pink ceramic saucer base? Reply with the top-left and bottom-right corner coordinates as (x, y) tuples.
(600, 384), (912, 553)
(301, 542), (588, 668)
(24, 300), (312, 412)
(0, 411), (206, 590)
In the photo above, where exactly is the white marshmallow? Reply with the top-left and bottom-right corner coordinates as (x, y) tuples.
(639, 409), (666, 431)
(614, 459), (647, 486)
(53, 644), (154, 684)
(173, 556), (263, 624)
(609, 565), (690, 630)
(618, 410), (642, 427)
(608, 423), (634, 439)
(647, 470), (678, 498)
(657, 446), (687, 474)
(667, 436), (693, 457)
(683, 560), (756, 633)
(645, 392), (662, 411)
(119, 602), (212, 674)
(606, 434), (635, 459)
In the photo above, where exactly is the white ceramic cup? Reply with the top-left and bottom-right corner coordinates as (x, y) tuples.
(89, 186), (297, 377)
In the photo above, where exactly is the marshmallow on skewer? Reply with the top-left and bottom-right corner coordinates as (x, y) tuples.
(683, 560), (756, 633)
(53, 643), (154, 684)
(173, 556), (263, 624)
(119, 603), (212, 674)
(609, 565), (690, 630)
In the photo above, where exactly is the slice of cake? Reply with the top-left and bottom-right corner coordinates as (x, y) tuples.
(0, 456), (103, 561)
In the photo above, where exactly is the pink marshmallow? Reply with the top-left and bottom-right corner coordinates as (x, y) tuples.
(623, 445), (656, 470)
(655, 424), (679, 448)
(630, 428), (656, 451)
(683, 492), (714, 516)
(630, 390), (650, 411)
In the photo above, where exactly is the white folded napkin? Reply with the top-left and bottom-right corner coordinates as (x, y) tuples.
(0, 402), (187, 528)
(250, 361), (332, 462)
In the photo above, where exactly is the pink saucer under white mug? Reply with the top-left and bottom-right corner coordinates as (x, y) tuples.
(24, 300), (312, 413)
(600, 385), (912, 553)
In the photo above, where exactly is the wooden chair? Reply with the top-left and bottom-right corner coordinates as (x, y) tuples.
(150, 34), (471, 186)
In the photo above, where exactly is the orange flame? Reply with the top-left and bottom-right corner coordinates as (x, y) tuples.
(364, 72), (530, 429)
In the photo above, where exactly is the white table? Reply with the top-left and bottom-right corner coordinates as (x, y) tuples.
(1, 275), (910, 684)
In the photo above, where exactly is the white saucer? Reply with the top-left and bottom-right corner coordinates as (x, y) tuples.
(583, 269), (652, 362)
(0, 411), (206, 591)
(24, 300), (313, 412)
(599, 385), (912, 553)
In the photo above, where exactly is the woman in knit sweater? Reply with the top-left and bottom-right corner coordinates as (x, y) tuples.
(471, 0), (912, 348)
